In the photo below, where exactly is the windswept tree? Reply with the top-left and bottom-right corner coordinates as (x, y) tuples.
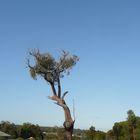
(27, 49), (79, 140)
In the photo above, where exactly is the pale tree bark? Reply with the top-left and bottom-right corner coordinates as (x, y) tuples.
(63, 104), (74, 140)
(48, 95), (74, 140)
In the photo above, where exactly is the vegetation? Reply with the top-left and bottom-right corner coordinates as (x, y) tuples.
(0, 121), (18, 138)
(0, 121), (42, 140)
(0, 121), (104, 140)
(84, 126), (106, 140)
(27, 49), (79, 140)
(107, 109), (140, 140)
(1, 110), (140, 140)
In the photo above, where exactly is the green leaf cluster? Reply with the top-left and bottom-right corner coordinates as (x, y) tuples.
(107, 110), (140, 140)
(27, 50), (79, 84)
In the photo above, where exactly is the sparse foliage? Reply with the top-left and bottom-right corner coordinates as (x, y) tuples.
(27, 50), (78, 85)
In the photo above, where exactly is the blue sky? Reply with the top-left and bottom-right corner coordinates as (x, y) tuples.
(0, 0), (140, 131)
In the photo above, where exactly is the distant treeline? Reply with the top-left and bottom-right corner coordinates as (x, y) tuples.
(0, 110), (140, 140)
(107, 110), (140, 140)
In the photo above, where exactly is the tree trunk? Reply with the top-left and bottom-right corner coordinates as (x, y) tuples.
(63, 105), (74, 140)
(132, 127), (135, 140)
(63, 122), (73, 140)
(48, 95), (74, 140)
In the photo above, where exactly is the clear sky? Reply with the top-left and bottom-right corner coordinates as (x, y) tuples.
(0, 0), (140, 131)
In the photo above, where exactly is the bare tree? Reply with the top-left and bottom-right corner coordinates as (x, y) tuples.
(27, 49), (79, 140)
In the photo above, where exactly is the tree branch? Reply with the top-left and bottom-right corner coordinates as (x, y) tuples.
(48, 95), (67, 108)
(50, 82), (57, 96)
(73, 99), (76, 122)
(62, 91), (68, 99)
(58, 77), (61, 98)
(26, 59), (33, 69)
(48, 95), (74, 124)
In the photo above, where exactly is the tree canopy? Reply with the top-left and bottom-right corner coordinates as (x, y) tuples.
(27, 49), (79, 98)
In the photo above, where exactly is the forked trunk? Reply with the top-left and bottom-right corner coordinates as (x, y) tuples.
(48, 95), (75, 140)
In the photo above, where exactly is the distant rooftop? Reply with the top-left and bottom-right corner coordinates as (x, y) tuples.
(0, 131), (11, 137)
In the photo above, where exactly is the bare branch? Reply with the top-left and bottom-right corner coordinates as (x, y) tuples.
(58, 77), (61, 98)
(62, 91), (68, 99)
(26, 59), (33, 69)
(48, 95), (67, 108)
(49, 82), (57, 96)
(48, 95), (58, 101)
(73, 99), (76, 122)
(54, 102), (67, 108)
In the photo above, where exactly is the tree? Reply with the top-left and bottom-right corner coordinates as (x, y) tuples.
(95, 131), (106, 140)
(27, 49), (79, 140)
(113, 123), (122, 140)
(86, 126), (95, 140)
(0, 121), (18, 138)
(127, 110), (137, 140)
(20, 123), (42, 139)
